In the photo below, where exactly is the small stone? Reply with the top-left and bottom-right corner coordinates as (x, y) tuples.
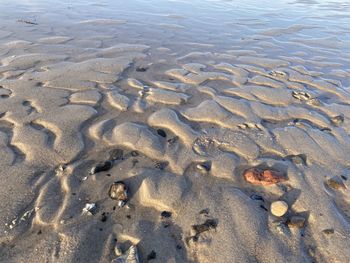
(270, 201), (288, 217)
(136, 67), (148, 72)
(146, 250), (156, 260)
(161, 211), (172, 218)
(156, 129), (167, 138)
(196, 161), (211, 172)
(287, 216), (306, 228)
(56, 164), (67, 173)
(330, 114), (344, 126)
(154, 161), (168, 170)
(90, 161), (113, 175)
(101, 212), (108, 222)
(292, 91), (311, 101)
(326, 176), (346, 190)
(109, 181), (128, 207)
(82, 203), (96, 215)
(243, 168), (287, 185)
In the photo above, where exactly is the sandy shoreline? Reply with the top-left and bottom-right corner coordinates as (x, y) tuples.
(1, 0), (350, 262)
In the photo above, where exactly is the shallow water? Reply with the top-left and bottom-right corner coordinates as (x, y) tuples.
(0, 0), (350, 263)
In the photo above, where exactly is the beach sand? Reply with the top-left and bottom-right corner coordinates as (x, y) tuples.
(0, 0), (350, 262)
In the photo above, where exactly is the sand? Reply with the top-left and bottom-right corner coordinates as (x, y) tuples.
(0, 0), (350, 262)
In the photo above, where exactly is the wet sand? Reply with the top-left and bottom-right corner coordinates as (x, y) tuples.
(0, 0), (350, 262)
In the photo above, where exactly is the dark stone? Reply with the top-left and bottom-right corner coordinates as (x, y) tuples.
(136, 67), (148, 72)
(161, 211), (172, 218)
(90, 161), (113, 175)
(101, 213), (108, 222)
(196, 161), (211, 172)
(146, 250), (156, 260)
(157, 129), (167, 138)
(155, 161), (168, 170)
(126, 215), (131, 219)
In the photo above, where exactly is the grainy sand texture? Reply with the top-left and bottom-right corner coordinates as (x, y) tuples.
(0, 0), (350, 262)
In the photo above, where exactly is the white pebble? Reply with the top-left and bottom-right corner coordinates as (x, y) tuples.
(270, 201), (288, 217)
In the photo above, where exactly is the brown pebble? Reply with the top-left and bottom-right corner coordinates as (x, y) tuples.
(109, 181), (128, 207)
(243, 168), (287, 185)
(326, 176), (346, 190)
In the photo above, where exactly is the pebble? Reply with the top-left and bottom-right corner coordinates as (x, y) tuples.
(292, 91), (311, 101)
(196, 161), (211, 172)
(90, 161), (113, 175)
(270, 201), (288, 217)
(330, 114), (344, 126)
(244, 168), (287, 185)
(56, 163), (67, 173)
(161, 211), (172, 218)
(82, 203), (96, 215)
(326, 176), (346, 190)
(287, 216), (306, 228)
(109, 181), (128, 207)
